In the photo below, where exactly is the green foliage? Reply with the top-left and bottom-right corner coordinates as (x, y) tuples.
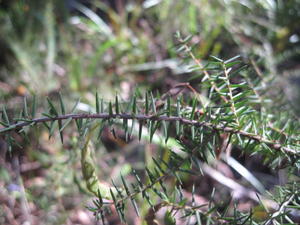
(1, 0), (300, 224)
(81, 124), (121, 199)
(1, 35), (299, 223)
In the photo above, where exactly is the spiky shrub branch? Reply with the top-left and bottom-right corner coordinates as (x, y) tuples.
(1, 33), (300, 224)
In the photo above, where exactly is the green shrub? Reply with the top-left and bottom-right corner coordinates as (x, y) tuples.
(1, 1), (299, 224)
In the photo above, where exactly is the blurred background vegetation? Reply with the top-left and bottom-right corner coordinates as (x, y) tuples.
(0, 0), (299, 224)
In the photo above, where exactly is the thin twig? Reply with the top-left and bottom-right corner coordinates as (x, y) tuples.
(0, 113), (298, 155)
(179, 39), (229, 104)
(264, 194), (294, 225)
(223, 64), (240, 125)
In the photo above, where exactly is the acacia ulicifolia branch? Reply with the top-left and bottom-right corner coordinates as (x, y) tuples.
(0, 113), (298, 156)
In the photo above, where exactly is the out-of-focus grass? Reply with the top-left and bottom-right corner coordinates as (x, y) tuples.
(1, 0), (299, 96)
